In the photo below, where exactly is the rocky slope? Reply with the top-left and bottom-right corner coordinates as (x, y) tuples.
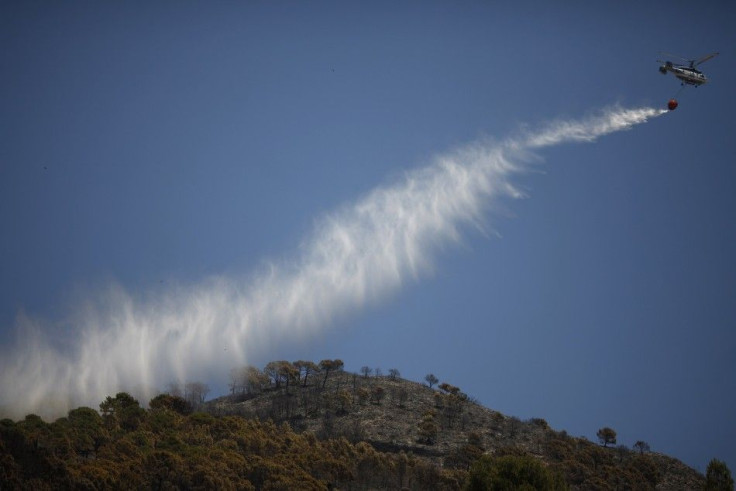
(204, 369), (704, 490)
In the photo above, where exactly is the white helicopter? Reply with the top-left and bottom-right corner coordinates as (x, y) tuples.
(658, 52), (719, 86)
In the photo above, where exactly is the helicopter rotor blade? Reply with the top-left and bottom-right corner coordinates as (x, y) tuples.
(659, 52), (689, 63)
(694, 52), (719, 66)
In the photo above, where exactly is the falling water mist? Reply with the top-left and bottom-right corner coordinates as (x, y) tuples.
(0, 106), (667, 419)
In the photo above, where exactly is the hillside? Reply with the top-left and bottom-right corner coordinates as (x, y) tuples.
(0, 362), (709, 490)
(205, 364), (705, 490)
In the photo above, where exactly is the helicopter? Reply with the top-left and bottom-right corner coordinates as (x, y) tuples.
(658, 52), (719, 86)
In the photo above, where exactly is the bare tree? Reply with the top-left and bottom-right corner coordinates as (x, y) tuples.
(184, 381), (210, 407)
(244, 366), (269, 394)
(633, 440), (651, 454)
(276, 361), (299, 393)
(597, 427), (617, 447)
(360, 366), (373, 379)
(293, 360), (320, 387)
(319, 359), (344, 388)
(425, 373), (438, 388)
(388, 368), (401, 380)
(264, 361), (281, 388)
(228, 367), (243, 395)
(371, 386), (386, 405)
(166, 382), (183, 398)
(229, 365), (264, 395)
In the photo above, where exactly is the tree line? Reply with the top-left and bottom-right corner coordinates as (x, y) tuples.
(227, 359), (347, 397)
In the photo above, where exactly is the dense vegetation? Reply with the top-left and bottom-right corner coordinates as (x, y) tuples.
(1, 392), (465, 490)
(0, 359), (726, 490)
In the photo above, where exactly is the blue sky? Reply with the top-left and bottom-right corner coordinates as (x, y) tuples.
(2, 1), (735, 473)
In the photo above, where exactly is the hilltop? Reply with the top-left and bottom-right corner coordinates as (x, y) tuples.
(204, 361), (705, 490)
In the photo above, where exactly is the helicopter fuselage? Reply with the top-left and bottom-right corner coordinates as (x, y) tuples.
(659, 63), (707, 86)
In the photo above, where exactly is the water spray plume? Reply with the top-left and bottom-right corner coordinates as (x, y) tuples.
(0, 106), (666, 419)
